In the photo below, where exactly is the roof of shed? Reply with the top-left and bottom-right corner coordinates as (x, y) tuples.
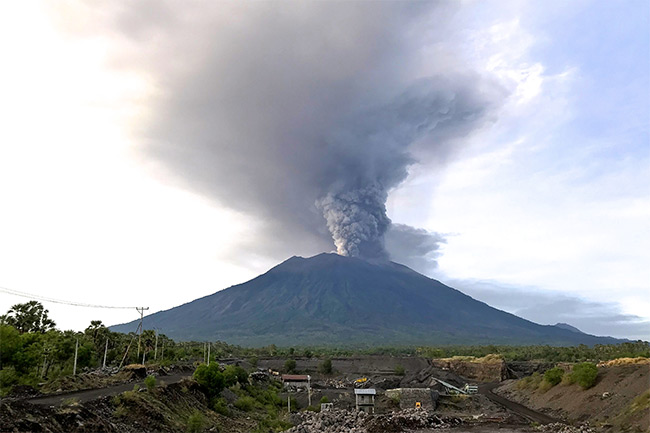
(354, 388), (376, 395)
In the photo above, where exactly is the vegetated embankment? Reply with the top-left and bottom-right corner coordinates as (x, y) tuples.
(495, 360), (650, 432)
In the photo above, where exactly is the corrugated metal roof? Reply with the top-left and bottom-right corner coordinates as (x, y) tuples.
(281, 375), (309, 381)
(354, 388), (376, 395)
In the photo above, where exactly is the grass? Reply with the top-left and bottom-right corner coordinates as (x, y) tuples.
(234, 396), (256, 411)
(60, 397), (80, 407)
(186, 410), (205, 433)
(144, 375), (157, 391)
(439, 354), (505, 363)
(598, 357), (650, 367)
(516, 372), (543, 390)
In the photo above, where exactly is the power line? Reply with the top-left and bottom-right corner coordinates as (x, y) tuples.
(0, 286), (139, 310)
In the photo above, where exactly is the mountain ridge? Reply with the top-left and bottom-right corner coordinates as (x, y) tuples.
(111, 253), (623, 346)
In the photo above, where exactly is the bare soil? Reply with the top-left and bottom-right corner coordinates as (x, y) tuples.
(495, 363), (650, 432)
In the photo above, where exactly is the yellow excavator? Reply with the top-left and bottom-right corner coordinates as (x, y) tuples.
(354, 377), (368, 385)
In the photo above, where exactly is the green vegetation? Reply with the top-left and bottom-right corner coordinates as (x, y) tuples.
(394, 364), (405, 376)
(144, 375), (157, 390)
(319, 358), (332, 374)
(543, 367), (564, 386)
(319, 396), (330, 404)
(234, 395), (256, 411)
(284, 358), (296, 373)
(193, 363), (225, 397)
(569, 362), (598, 389)
(416, 342), (649, 362)
(0, 301), (193, 395)
(1, 301), (56, 333)
(186, 410), (205, 433)
(517, 372), (543, 390)
(212, 397), (230, 416)
(224, 364), (248, 386)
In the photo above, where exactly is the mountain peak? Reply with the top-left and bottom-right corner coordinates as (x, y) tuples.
(111, 253), (622, 347)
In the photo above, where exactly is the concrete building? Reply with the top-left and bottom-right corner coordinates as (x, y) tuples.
(354, 388), (376, 414)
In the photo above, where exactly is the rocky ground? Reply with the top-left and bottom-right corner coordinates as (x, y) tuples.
(286, 409), (462, 433)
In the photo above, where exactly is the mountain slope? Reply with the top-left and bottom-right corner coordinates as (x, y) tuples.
(111, 253), (622, 346)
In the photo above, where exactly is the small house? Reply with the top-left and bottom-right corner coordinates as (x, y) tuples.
(354, 388), (376, 414)
(281, 374), (310, 389)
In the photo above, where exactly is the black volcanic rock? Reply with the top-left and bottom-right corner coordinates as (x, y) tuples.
(110, 253), (621, 346)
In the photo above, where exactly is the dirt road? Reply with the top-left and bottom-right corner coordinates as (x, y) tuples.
(479, 382), (559, 425)
(27, 373), (191, 406)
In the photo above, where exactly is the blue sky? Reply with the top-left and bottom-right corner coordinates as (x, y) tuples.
(0, 1), (648, 340)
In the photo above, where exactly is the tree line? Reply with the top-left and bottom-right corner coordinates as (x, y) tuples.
(1, 300), (647, 395)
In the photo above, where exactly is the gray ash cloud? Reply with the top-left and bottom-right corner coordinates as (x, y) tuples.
(65, 2), (508, 262)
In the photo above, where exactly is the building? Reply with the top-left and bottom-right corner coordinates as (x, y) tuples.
(281, 374), (310, 389)
(354, 388), (376, 414)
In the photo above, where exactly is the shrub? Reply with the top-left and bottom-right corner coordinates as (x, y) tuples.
(319, 358), (332, 375)
(234, 396), (256, 412)
(186, 410), (205, 433)
(543, 367), (564, 386)
(320, 396), (330, 404)
(212, 397), (230, 416)
(144, 375), (156, 390)
(223, 365), (248, 387)
(284, 359), (296, 373)
(571, 362), (598, 389)
(193, 363), (225, 397)
(113, 405), (128, 418)
(0, 367), (18, 393)
(394, 365), (405, 376)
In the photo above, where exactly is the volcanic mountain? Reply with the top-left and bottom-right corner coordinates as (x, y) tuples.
(111, 253), (621, 346)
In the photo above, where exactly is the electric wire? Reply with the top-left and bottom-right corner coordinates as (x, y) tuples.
(0, 286), (139, 310)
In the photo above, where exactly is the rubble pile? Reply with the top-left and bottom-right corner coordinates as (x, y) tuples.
(322, 378), (347, 389)
(535, 422), (596, 433)
(286, 409), (462, 433)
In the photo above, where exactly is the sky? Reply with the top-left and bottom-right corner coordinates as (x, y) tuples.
(1, 1), (648, 341)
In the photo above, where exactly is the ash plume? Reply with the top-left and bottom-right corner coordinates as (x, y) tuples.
(317, 184), (390, 260)
(62, 2), (509, 262)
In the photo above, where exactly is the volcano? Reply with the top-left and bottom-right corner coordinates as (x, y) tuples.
(111, 253), (621, 346)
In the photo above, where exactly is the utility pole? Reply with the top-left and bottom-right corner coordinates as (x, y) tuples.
(73, 338), (79, 375)
(287, 394), (291, 413)
(154, 331), (158, 361)
(103, 338), (109, 369)
(308, 375), (312, 407)
(207, 342), (210, 366)
(135, 307), (149, 359)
